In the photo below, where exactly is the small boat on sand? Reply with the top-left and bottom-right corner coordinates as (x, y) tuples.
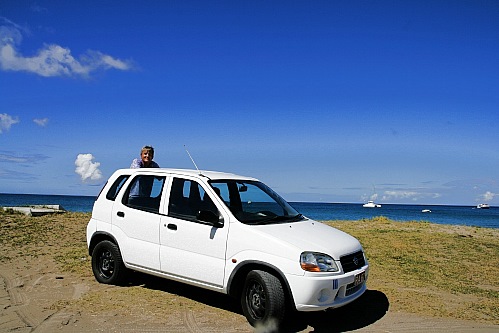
(2, 205), (66, 216)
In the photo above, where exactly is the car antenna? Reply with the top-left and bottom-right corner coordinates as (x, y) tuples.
(184, 145), (202, 175)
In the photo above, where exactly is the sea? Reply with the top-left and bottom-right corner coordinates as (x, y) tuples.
(1, 193), (497, 229)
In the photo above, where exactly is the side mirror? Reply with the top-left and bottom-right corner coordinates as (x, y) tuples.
(197, 210), (224, 227)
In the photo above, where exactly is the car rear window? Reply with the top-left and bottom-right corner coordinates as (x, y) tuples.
(106, 175), (130, 201)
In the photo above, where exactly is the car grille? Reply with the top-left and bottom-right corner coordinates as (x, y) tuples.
(340, 251), (365, 273)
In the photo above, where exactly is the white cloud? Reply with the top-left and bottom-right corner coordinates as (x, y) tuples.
(382, 190), (419, 201)
(30, 5), (48, 13)
(381, 190), (441, 202)
(0, 154), (28, 163)
(0, 18), (133, 78)
(75, 154), (103, 181)
(0, 113), (19, 133)
(481, 191), (496, 202)
(33, 118), (49, 126)
(100, 53), (131, 70)
(0, 152), (49, 163)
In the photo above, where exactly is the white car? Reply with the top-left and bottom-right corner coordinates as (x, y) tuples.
(87, 168), (369, 327)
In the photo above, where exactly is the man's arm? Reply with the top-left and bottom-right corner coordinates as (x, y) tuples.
(130, 158), (142, 169)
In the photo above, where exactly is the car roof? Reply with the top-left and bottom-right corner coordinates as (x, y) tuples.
(115, 168), (259, 181)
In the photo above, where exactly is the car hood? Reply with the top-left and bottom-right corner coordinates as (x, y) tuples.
(254, 219), (362, 260)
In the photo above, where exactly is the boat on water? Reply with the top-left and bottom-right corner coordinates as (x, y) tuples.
(422, 209), (431, 213)
(363, 200), (381, 208)
(476, 203), (490, 209)
(363, 185), (381, 208)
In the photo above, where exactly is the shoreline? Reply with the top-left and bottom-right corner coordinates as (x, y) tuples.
(1, 193), (498, 229)
(0, 197), (499, 229)
(1, 192), (496, 207)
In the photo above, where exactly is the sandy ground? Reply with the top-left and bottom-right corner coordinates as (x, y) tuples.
(1, 258), (498, 333)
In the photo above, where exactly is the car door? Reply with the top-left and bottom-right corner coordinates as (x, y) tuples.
(159, 176), (229, 289)
(112, 174), (166, 271)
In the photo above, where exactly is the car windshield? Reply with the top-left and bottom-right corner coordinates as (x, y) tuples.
(208, 179), (305, 225)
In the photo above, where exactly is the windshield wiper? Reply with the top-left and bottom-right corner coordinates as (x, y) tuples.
(288, 213), (305, 222)
(251, 214), (305, 225)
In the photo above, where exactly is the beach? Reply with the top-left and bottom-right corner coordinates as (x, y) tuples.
(1, 212), (498, 332)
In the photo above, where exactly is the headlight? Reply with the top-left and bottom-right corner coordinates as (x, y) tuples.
(300, 252), (339, 272)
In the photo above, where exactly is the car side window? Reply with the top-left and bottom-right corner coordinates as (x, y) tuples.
(106, 175), (130, 201)
(168, 177), (219, 222)
(123, 175), (165, 213)
(210, 183), (230, 204)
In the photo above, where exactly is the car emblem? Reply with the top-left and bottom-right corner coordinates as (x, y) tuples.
(353, 256), (359, 266)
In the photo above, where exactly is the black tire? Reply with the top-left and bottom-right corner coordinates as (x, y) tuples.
(241, 270), (286, 328)
(91, 240), (127, 285)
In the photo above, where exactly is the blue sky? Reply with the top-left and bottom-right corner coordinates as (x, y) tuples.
(1, 1), (498, 206)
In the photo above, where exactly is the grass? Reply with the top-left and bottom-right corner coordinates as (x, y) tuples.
(0, 211), (90, 272)
(326, 216), (499, 322)
(1, 212), (498, 324)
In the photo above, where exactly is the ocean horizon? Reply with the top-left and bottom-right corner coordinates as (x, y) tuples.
(1, 193), (497, 229)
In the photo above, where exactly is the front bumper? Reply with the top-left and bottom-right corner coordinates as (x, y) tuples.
(287, 266), (369, 312)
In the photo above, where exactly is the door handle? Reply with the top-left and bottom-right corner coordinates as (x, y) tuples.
(167, 223), (177, 230)
(117, 211), (125, 217)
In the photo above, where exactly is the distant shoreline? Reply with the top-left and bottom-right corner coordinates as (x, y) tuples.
(0, 192), (97, 198)
(1, 193), (497, 229)
(0, 192), (493, 208)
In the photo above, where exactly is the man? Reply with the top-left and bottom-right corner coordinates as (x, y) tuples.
(130, 145), (160, 168)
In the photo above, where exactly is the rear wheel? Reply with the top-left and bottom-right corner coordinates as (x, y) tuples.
(91, 240), (127, 285)
(241, 270), (286, 328)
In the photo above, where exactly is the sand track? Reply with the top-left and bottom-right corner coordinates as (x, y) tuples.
(1, 265), (498, 333)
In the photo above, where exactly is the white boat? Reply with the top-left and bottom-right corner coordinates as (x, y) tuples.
(363, 185), (381, 208)
(422, 209), (431, 213)
(363, 200), (381, 208)
(476, 203), (490, 209)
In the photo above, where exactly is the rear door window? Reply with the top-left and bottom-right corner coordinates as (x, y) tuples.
(106, 175), (130, 201)
(123, 175), (165, 213)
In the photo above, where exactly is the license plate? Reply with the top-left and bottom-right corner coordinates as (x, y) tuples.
(353, 272), (365, 286)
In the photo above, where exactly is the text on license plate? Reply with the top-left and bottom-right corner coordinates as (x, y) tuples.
(353, 272), (366, 286)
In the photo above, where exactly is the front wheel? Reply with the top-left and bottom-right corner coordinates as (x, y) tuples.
(91, 240), (127, 285)
(241, 270), (286, 328)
